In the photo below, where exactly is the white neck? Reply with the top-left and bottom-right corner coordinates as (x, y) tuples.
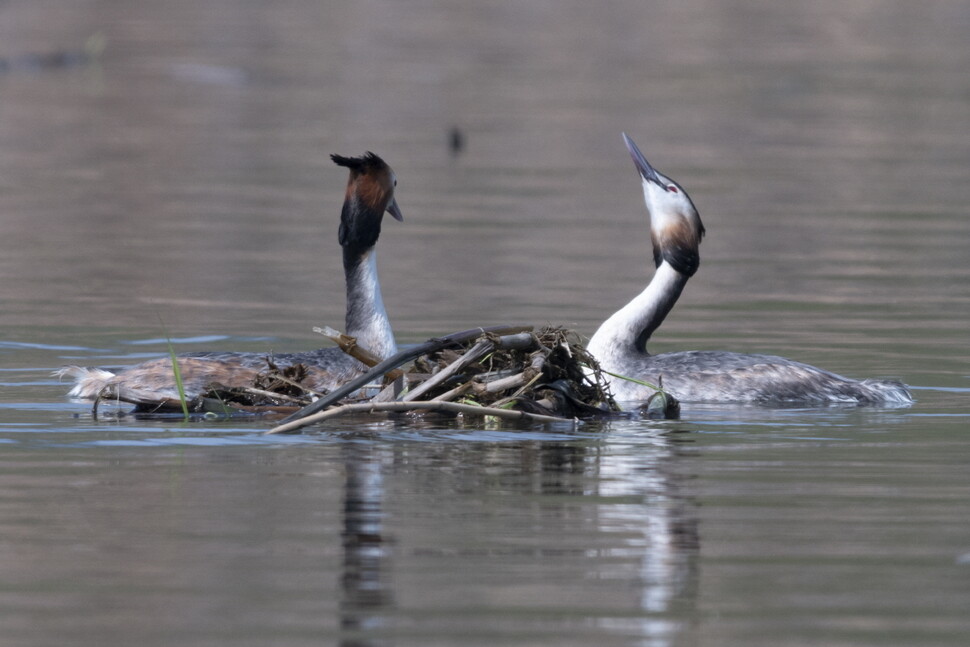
(587, 261), (688, 371)
(344, 249), (397, 359)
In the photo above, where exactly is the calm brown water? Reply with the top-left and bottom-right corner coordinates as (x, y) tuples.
(2, 2), (969, 646)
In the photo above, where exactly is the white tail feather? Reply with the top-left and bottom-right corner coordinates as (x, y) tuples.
(54, 366), (117, 399)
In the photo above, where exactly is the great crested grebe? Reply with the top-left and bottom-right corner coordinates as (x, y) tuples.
(59, 152), (403, 407)
(586, 133), (913, 406)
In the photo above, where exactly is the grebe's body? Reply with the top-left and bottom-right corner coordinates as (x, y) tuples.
(59, 152), (403, 407)
(587, 134), (912, 406)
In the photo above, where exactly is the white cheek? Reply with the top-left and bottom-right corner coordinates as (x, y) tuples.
(653, 210), (680, 231)
(642, 182), (679, 227)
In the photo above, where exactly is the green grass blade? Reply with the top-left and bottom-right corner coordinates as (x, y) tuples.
(157, 315), (190, 420)
(597, 367), (664, 392)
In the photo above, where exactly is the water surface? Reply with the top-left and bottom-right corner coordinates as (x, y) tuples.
(2, 2), (969, 646)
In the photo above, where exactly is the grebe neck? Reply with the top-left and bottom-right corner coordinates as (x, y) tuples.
(587, 261), (688, 365)
(343, 247), (396, 359)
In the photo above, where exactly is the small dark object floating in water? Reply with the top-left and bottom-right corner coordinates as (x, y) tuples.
(448, 126), (465, 157)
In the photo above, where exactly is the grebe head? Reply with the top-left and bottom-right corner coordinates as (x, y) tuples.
(332, 152), (403, 255)
(622, 133), (705, 276)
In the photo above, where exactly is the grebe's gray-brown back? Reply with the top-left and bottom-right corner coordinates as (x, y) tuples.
(586, 134), (913, 406)
(59, 152), (403, 407)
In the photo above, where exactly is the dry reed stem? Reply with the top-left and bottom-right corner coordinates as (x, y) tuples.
(315, 326), (404, 380)
(432, 381), (475, 402)
(230, 386), (306, 405)
(265, 400), (572, 434)
(401, 339), (494, 402)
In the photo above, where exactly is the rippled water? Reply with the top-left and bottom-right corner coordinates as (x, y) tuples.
(2, 2), (969, 646)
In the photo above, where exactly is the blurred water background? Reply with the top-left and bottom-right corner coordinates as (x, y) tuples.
(1, 2), (969, 646)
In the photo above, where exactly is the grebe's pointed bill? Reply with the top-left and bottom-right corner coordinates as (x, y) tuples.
(387, 196), (404, 222)
(622, 132), (667, 191)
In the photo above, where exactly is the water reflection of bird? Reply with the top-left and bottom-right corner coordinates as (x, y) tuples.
(59, 152), (403, 408)
(587, 133), (913, 406)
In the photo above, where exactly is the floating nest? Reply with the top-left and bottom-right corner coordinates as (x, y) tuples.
(175, 324), (680, 432)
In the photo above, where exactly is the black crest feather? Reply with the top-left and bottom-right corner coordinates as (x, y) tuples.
(331, 151), (387, 173)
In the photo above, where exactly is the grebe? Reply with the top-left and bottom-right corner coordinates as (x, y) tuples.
(586, 133), (913, 406)
(59, 152), (403, 407)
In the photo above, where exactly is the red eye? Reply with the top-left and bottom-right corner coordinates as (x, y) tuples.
(667, 185), (678, 193)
